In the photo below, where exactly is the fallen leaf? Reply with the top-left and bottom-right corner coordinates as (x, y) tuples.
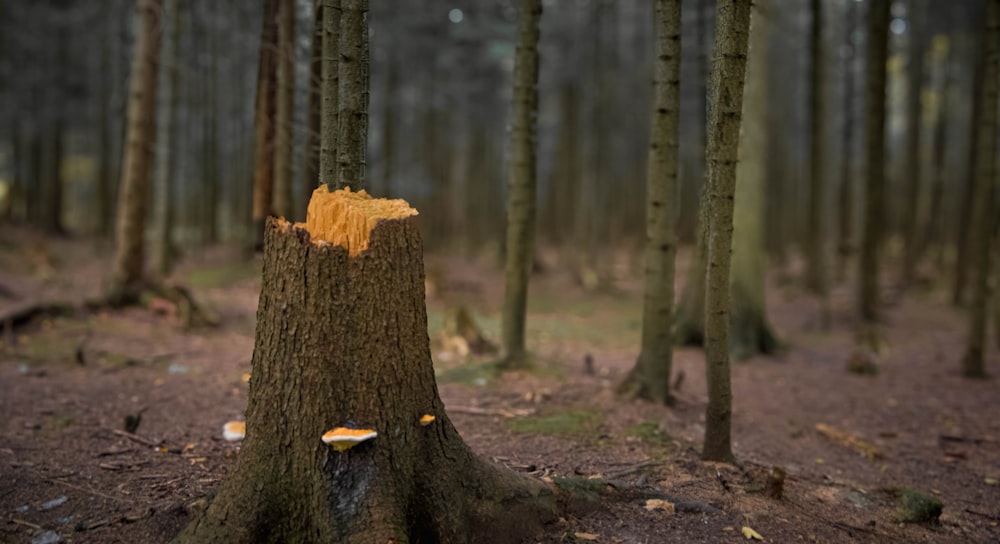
(644, 499), (675, 514)
(741, 526), (763, 540)
(574, 532), (600, 541)
(722, 526), (735, 531)
(985, 478), (998, 485)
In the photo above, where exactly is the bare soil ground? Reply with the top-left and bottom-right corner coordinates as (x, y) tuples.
(1, 225), (998, 543)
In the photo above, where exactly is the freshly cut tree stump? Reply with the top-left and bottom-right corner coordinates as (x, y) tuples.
(177, 187), (555, 543)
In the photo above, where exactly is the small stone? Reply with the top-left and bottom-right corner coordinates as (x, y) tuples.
(31, 530), (61, 544)
(40, 495), (68, 510)
(897, 488), (943, 523)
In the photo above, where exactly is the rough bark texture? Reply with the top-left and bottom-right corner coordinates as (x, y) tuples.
(962, 0), (999, 379)
(500, 0), (542, 369)
(731, 0), (779, 361)
(320, 0), (340, 189)
(702, 0), (751, 464)
(176, 216), (556, 544)
(153, 0), (182, 278)
(859, 0), (890, 324)
(272, 0), (295, 219)
(252, 0), (278, 227)
(900, 0), (926, 288)
(806, 0), (829, 311)
(337, 0), (368, 190)
(109, 0), (163, 301)
(621, 0), (681, 404)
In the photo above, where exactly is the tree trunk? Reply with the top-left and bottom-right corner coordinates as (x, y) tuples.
(917, 41), (951, 266)
(201, 14), (219, 246)
(702, 0), (752, 464)
(109, 0), (163, 301)
(336, 0), (368, 191)
(806, 0), (829, 317)
(272, 0), (295, 219)
(251, 0), (278, 239)
(962, 0), (999, 379)
(500, 0), (542, 369)
(301, 0), (323, 215)
(320, 0), (340, 189)
(152, 0), (182, 278)
(837, 0), (857, 283)
(97, 19), (116, 238)
(176, 190), (556, 544)
(731, 0), (779, 361)
(619, 0), (681, 405)
(858, 0), (890, 324)
(900, 0), (926, 289)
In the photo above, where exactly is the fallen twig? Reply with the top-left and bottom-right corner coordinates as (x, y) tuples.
(815, 423), (883, 460)
(11, 518), (42, 530)
(110, 428), (162, 448)
(44, 476), (123, 503)
(447, 406), (535, 418)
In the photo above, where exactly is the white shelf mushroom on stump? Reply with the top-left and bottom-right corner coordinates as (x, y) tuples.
(176, 187), (556, 544)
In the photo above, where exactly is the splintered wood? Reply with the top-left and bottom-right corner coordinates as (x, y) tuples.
(300, 186), (417, 256)
(815, 423), (884, 460)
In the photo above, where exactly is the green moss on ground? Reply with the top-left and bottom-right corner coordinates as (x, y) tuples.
(508, 408), (604, 436)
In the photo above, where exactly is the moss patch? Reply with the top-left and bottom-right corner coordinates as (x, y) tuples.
(508, 408), (604, 436)
(435, 361), (500, 386)
(186, 261), (260, 289)
(625, 421), (672, 445)
(895, 488), (943, 523)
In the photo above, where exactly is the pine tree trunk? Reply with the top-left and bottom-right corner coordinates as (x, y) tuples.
(109, 0), (163, 301)
(837, 0), (857, 284)
(900, 0), (926, 288)
(501, 0), (542, 369)
(858, 0), (890, 324)
(301, 0), (322, 214)
(702, 0), (752, 464)
(251, 0), (278, 236)
(336, 0), (368, 190)
(962, 0), (999, 379)
(272, 0), (295, 219)
(320, 0), (340, 189)
(176, 192), (556, 544)
(620, 0), (681, 404)
(806, 0), (829, 310)
(731, 0), (779, 361)
(153, 0), (181, 278)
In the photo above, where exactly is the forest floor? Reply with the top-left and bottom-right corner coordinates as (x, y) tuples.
(0, 224), (998, 544)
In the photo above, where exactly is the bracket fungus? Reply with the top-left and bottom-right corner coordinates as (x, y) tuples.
(419, 414), (436, 426)
(322, 427), (378, 452)
(222, 421), (245, 442)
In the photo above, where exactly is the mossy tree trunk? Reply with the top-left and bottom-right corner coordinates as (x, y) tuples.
(858, 0), (890, 324)
(176, 198), (556, 544)
(731, 0), (779, 361)
(806, 0), (829, 318)
(962, 0), (999, 379)
(320, 0), (340, 189)
(620, 0), (681, 404)
(251, 0), (278, 239)
(272, 0), (295, 219)
(153, 0), (182, 278)
(500, 0), (542, 369)
(109, 0), (163, 302)
(702, 0), (752, 464)
(336, 0), (368, 190)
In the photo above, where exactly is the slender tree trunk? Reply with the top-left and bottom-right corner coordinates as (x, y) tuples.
(501, 0), (542, 369)
(251, 0), (278, 239)
(620, 0), (681, 404)
(952, 35), (985, 306)
(177, 192), (556, 544)
(702, 0), (752, 464)
(320, 0), (340, 189)
(380, 54), (398, 197)
(918, 44), (951, 266)
(900, 0), (926, 288)
(272, 0), (295, 218)
(202, 15), (219, 245)
(109, 0), (163, 301)
(153, 0), (182, 278)
(97, 12), (116, 237)
(301, 0), (322, 214)
(858, 0), (890, 324)
(731, 0), (779, 360)
(336, 0), (368, 190)
(962, 0), (999, 379)
(806, 0), (829, 320)
(837, 0), (857, 283)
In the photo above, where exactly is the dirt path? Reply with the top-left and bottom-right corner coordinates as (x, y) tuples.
(1, 233), (998, 543)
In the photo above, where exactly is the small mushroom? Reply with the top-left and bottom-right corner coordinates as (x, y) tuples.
(322, 427), (377, 451)
(222, 421), (246, 442)
(419, 414), (436, 427)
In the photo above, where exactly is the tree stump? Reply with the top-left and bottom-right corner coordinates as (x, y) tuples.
(177, 188), (555, 543)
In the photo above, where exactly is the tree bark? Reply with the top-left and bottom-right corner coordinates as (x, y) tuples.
(500, 0), (542, 369)
(109, 0), (163, 301)
(301, 0), (323, 214)
(252, 0), (278, 236)
(620, 0), (681, 404)
(176, 192), (556, 544)
(152, 0), (182, 278)
(731, 0), (779, 360)
(272, 0), (295, 219)
(806, 0), (829, 315)
(858, 0), (890, 324)
(900, 0), (926, 289)
(962, 0), (999, 379)
(702, 0), (752, 464)
(336, 0), (368, 190)
(320, 0), (340, 189)
(837, 0), (858, 283)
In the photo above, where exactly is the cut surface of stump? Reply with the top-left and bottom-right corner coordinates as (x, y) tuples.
(177, 187), (555, 544)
